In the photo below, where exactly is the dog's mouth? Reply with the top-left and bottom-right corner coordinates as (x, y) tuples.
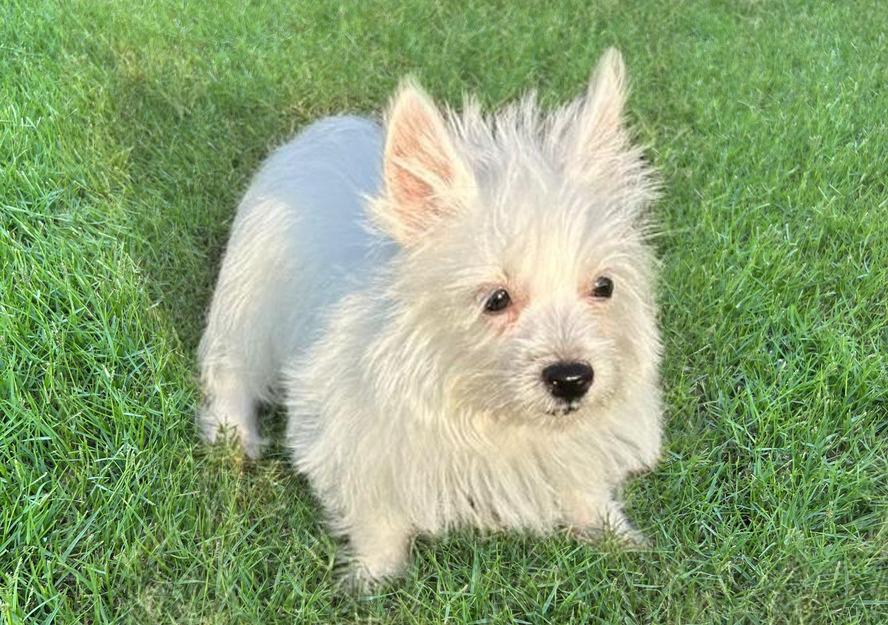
(545, 401), (581, 417)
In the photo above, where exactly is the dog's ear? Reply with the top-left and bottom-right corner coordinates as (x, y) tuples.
(585, 48), (628, 138)
(569, 48), (630, 168)
(377, 79), (472, 245)
(567, 49), (656, 216)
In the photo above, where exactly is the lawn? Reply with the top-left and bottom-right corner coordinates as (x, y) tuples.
(1, 0), (886, 623)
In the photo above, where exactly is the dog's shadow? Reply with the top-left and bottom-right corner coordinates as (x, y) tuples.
(108, 73), (291, 348)
(102, 49), (341, 523)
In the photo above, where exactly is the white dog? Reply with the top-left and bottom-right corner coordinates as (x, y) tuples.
(198, 48), (663, 585)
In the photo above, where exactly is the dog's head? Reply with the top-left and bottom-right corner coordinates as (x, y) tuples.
(370, 49), (661, 425)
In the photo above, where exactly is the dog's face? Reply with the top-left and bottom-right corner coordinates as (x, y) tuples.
(371, 49), (660, 425)
(442, 181), (659, 423)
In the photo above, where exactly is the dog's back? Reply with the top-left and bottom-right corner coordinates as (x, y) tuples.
(197, 116), (383, 457)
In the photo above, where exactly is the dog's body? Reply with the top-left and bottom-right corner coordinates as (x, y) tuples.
(198, 116), (385, 460)
(198, 49), (663, 583)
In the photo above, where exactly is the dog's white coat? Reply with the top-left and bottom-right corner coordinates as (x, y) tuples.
(198, 49), (663, 583)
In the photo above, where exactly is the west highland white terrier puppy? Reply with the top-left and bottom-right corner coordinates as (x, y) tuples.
(198, 48), (663, 585)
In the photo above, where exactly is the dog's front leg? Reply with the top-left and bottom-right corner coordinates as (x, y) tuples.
(562, 489), (648, 546)
(345, 509), (413, 587)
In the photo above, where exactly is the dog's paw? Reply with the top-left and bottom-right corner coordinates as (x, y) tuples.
(569, 522), (650, 549)
(198, 407), (265, 460)
(336, 554), (406, 594)
(609, 523), (651, 549)
(340, 565), (394, 595)
(338, 523), (412, 593)
(566, 497), (651, 549)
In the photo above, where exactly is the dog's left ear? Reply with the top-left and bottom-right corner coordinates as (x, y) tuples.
(568, 48), (631, 170)
(376, 79), (473, 246)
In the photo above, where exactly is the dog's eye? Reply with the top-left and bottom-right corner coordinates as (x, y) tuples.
(591, 276), (614, 299)
(484, 288), (512, 313)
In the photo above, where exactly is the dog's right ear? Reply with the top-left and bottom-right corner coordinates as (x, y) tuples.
(376, 80), (473, 245)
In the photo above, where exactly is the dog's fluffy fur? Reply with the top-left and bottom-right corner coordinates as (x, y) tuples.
(198, 48), (663, 584)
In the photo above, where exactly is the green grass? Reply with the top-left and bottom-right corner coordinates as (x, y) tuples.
(2, 0), (886, 623)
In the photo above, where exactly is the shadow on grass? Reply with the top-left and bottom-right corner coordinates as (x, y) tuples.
(107, 72), (292, 349)
(95, 46), (349, 607)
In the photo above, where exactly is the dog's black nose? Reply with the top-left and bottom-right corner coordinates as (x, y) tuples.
(542, 361), (594, 401)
